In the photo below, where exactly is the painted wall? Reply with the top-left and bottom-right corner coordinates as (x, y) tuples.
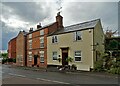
(93, 20), (105, 65)
(47, 29), (94, 71)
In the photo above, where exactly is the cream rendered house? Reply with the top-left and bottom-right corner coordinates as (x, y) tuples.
(47, 19), (105, 71)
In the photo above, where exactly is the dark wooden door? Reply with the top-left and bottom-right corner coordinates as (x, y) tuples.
(62, 49), (68, 66)
(34, 55), (37, 65)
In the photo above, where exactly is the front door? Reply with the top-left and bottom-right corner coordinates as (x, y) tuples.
(34, 55), (37, 65)
(62, 49), (68, 66)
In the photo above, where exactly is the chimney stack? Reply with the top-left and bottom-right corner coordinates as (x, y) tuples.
(29, 27), (33, 32)
(37, 23), (42, 29)
(56, 12), (63, 28)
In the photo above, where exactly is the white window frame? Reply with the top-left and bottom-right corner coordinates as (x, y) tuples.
(74, 51), (82, 62)
(40, 30), (44, 36)
(53, 51), (57, 60)
(52, 36), (58, 43)
(29, 52), (32, 61)
(29, 40), (32, 49)
(40, 51), (44, 63)
(29, 34), (32, 38)
(40, 37), (44, 48)
(74, 31), (82, 41)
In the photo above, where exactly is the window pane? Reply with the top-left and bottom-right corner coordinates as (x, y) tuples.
(75, 57), (81, 61)
(40, 30), (44, 35)
(75, 51), (81, 61)
(52, 37), (54, 43)
(40, 51), (44, 63)
(29, 34), (32, 38)
(52, 36), (58, 43)
(53, 52), (57, 60)
(55, 36), (57, 42)
(40, 57), (44, 63)
(40, 37), (44, 43)
(74, 31), (82, 41)
(75, 51), (81, 56)
(40, 37), (44, 48)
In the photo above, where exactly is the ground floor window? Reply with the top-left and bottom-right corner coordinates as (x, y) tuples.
(74, 51), (81, 61)
(53, 51), (57, 60)
(29, 52), (32, 61)
(40, 51), (44, 63)
(17, 55), (23, 62)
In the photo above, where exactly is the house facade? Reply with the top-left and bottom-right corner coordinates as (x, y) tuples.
(26, 13), (63, 68)
(47, 19), (105, 71)
(16, 31), (27, 66)
(8, 37), (16, 59)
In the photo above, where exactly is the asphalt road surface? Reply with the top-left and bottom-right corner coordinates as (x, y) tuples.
(1, 64), (119, 85)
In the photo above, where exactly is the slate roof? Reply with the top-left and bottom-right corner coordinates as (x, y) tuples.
(49, 19), (100, 36)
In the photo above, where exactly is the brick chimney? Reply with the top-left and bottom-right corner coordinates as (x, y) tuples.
(56, 12), (63, 28)
(37, 23), (42, 29)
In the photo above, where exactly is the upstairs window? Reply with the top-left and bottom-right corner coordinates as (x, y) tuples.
(29, 34), (32, 38)
(40, 30), (44, 36)
(52, 36), (58, 43)
(40, 37), (44, 48)
(40, 51), (44, 63)
(53, 51), (57, 60)
(74, 51), (82, 61)
(29, 40), (32, 49)
(74, 31), (82, 41)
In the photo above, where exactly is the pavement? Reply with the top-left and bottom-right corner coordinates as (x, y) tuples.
(2, 64), (119, 85)
(9, 64), (118, 79)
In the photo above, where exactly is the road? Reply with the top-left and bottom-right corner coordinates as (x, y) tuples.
(1, 64), (119, 85)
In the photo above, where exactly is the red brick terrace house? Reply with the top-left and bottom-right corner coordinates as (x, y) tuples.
(27, 12), (63, 68)
(16, 31), (27, 66)
(8, 37), (16, 59)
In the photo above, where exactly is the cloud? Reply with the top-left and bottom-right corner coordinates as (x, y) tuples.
(1, 1), (118, 50)
(62, 2), (118, 31)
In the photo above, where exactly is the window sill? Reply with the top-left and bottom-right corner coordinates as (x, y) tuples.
(51, 43), (58, 44)
(40, 62), (44, 63)
(74, 61), (82, 63)
(73, 40), (82, 42)
(53, 59), (57, 61)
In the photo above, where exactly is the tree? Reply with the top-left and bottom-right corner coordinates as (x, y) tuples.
(2, 53), (8, 58)
(105, 30), (117, 38)
(108, 39), (119, 50)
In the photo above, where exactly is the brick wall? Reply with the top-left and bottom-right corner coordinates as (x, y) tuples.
(8, 37), (16, 59)
(27, 28), (48, 68)
(16, 32), (26, 66)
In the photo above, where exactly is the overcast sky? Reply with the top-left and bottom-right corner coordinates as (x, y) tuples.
(0, 0), (119, 50)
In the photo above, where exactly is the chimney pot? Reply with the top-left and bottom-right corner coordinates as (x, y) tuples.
(37, 23), (42, 29)
(29, 27), (33, 32)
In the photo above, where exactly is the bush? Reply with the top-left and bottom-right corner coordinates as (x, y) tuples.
(2, 58), (16, 64)
(13, 58), (16, 63)
(71, 64), (77, 70)
(93, 60), (104, 72)
(2, 58), (7, 64)
(108, 67), (120, 74)
(8, 58), (13, 62)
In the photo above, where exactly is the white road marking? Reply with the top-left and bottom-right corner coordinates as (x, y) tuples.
(36, 78), (70, 84)
(8, 73), (26, 78)
(8, 73), (70, 84)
